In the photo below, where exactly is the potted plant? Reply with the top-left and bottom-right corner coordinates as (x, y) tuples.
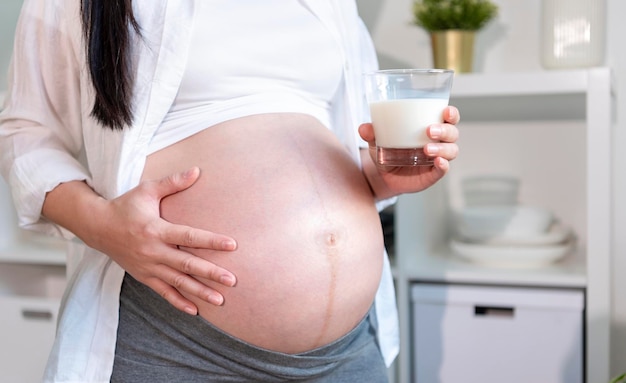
(412, 0), (498, 73)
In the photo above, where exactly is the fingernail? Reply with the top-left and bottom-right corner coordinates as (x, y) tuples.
(448, 107), (457, 121)
(209, 293), (224, 306)
(429, 125), (442, 138)
(220, 274), (236, 287)
(222, 240), (237, 251)
(426, 144), (440, 156)
(182, 167), (198, 179)
(184, 306), (198, 315)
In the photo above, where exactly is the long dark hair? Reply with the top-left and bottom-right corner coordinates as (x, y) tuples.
(81, 0), (140, 130)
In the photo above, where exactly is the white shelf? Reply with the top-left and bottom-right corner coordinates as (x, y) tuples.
(395, 246), (586, 289)
(392, 68), (612, 383)
(451, 69), (597, 97)
(449, 68), (612, 123)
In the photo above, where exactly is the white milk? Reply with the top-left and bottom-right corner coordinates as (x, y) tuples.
(369, 98), (448, 148)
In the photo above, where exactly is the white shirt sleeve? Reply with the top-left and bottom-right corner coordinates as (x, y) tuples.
(0, 0), (90, 238)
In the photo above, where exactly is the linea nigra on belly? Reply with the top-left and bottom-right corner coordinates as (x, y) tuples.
(313, 228), (345, 346)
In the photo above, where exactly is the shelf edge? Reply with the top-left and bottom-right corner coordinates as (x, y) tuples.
(450, 68), (608, 98)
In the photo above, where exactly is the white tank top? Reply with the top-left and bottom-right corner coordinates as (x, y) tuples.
(148, 1), (344, 154)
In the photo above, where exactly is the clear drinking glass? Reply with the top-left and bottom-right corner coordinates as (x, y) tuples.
(363, 69), (454, 166)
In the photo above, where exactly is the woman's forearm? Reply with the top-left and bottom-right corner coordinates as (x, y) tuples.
(41, 180), (107, 246)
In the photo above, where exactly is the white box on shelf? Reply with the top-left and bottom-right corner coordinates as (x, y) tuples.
(411, 283), (584, 383)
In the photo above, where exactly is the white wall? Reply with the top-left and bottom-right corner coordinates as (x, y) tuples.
(0, 0), (22, 93)
(357, 0), (544, 72)
(356, 0), (626, 376)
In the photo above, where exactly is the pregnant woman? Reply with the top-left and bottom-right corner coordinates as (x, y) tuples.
(0, 1), (459, 382)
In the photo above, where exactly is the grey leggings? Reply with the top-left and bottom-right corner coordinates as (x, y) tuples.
(111, 273), (388, 382)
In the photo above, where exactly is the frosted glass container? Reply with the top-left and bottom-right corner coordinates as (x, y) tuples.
(541, 0), (606, 69)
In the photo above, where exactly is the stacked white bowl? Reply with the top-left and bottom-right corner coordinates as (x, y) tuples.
(450, 175), (574, 268)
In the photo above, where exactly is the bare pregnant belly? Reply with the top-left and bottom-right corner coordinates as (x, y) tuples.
(142, 113), (384, 354)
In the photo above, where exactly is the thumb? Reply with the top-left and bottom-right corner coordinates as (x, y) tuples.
(154, 167), (201, 199)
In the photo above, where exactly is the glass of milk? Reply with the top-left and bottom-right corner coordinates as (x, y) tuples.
(363, 69), (454, 166)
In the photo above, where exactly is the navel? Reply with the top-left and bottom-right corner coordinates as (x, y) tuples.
(315, 227), (346, 250)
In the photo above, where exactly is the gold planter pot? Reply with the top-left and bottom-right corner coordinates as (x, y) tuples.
(430, 30), (475, 73)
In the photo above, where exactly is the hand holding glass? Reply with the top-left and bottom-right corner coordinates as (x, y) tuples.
(364, 69), (454, 166)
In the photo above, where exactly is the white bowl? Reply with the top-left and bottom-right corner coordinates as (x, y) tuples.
(462, 175), (520, 207)
(450, 238), (574, 268)
(455, 205), (554, 242)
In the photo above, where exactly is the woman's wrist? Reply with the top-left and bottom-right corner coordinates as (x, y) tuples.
(359, 148), (395, 202)
(42, 180), (106, 246)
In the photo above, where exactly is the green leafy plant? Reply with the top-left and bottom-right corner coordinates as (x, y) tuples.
(610, 373), (626, 383)
(412, 0), (498, 31)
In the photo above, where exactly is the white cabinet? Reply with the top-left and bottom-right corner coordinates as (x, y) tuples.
(0, 296), (60, 383)
(0, 253), (66, 382)
(411, 284), (584, 383)
(392, 68), (612, 383)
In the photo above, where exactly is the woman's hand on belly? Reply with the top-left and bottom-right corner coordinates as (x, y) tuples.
(89, 167), (238, 315)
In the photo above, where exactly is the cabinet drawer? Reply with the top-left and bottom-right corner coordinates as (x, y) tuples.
(0, 296), (60, 383)
(411, 284), (584, 383)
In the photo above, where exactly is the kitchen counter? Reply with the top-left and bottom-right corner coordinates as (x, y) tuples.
(393, 245), (586, 288)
